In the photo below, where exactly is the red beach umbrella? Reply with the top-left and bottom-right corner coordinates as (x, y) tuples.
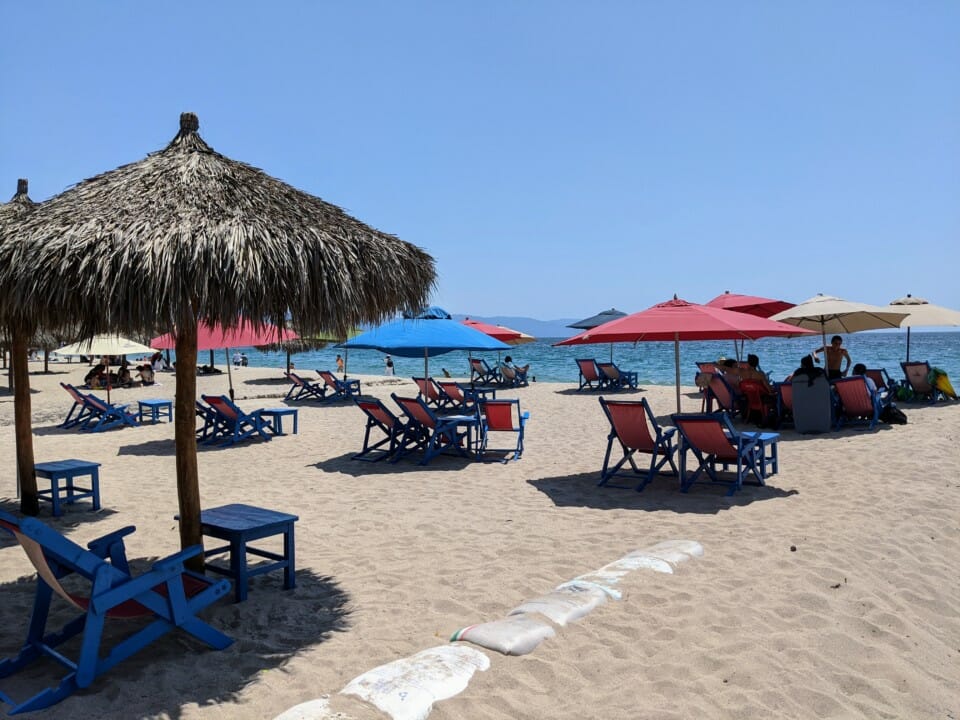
(556, 295), (812, 412)
(461, 318), (525, 343)
(705, 291), (794, 318)
(705, 292), (796, 359)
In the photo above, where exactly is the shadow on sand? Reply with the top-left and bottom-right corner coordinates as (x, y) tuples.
(528, 470), (797, 515)
(314, 450), (475, 477)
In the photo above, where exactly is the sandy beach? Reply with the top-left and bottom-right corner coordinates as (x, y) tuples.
(1, 361), (957, 719)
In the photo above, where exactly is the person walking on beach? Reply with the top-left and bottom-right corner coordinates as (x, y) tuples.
(384, 355), (394, 375)
(812, 335), (850, 380)
(336, 354), (345, 373)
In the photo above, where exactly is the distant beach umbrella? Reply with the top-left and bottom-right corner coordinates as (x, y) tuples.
(567, 308), (628, 330)
(0, 180), (39, 514)
(556, 296), (812, 412)
(341, 307), (510, 386)
(704, 291), (794, 318)
(0, 113), (435, 558)
(705, 291), (795, 360)
(769, 294), (908, 350)
(888, 294), (960, 361)
(567, 308), (629, 362)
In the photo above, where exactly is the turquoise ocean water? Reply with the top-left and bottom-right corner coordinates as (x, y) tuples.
(199, 331), (960, 386)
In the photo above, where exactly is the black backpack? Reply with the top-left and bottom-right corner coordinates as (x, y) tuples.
(880, 405), (908, 425)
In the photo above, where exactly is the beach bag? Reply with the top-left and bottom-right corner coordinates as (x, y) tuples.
(880, 405), (907, 425)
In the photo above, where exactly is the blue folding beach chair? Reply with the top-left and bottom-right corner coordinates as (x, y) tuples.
(284, 371), (327, 401)
(0, 510), (232, 715)
(199, 394), (272, 445)
(670, 412), (762, 495)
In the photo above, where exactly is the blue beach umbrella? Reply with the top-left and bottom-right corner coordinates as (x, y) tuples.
(338, 306), (510, 387)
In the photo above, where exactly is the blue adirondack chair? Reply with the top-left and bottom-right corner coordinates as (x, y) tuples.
(599, 396), (677, 490)
(670, 412), (763, 495)
(199, 395), (271, 445)
(0, 510), (232, 715)
(283, 371), (327, 402)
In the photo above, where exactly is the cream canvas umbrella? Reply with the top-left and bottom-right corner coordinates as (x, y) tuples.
(888, 294), (960, 361)
(55, 334), (157, 358)
(0, 113), (435, 560)
(55, 334), (159, 403)
(769, 293), (909, 350)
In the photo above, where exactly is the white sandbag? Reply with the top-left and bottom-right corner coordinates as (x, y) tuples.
(623, 540), (704, 571)
(508, 585), (607, 626)
(601, 554), (674, 574)
(450, 613), (555, 656)
(273, 697), (347, 720)
(340, 645), (489, 720)
(555, 577), (622, 600)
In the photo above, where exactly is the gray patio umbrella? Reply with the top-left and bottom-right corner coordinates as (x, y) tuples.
(0, 114), (435, 560)
(888, 294), (960, 361)
(0, 180), (40, 514)
(567, 308), (629, 362)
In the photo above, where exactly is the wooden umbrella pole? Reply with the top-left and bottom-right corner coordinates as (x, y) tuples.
(12, 328), (39, 515)
(225, 347), (235, 401)
(174, 318), (203, 571)
(674, 333), (681, 414)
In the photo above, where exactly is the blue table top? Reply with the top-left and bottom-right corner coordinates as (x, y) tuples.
(35, 459), (102, 472)
(198, 503), (299, 531)
(139, 398), (172, 406)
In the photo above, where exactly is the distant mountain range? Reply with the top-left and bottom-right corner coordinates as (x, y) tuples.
(452, 314), (579, 339)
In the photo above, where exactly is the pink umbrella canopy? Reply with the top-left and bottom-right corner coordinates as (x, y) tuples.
(705, 291), (795, 318)
(461, 318), (532, 345)
(151, 321), (299, 399)
(150, 321), (299, 350)
(556, 296), (811, 411)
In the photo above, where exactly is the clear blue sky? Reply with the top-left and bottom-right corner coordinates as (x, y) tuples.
(3, 2), (958, 319)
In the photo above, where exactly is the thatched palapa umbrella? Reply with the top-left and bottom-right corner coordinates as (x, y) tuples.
(0, 180), (40, 515)
(0, 114), (435, 562)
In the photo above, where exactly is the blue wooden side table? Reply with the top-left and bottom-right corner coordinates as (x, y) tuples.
(138, 398), (173, 424)
(34, 459), (102, 516)
(752, 432), (781, 479)
(260, 408), (299, 435)
(191, 503), (299, 602)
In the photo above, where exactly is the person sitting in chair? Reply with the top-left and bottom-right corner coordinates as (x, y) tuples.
(503, 355), (530, 375)
(789, 354), (826, 385)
